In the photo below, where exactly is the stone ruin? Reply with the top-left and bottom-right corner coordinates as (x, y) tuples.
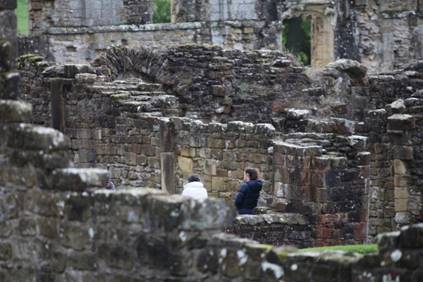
(1, 0), (423, 281)
(20, 0), (423, 72)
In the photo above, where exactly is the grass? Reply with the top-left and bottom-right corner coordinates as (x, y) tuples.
(16, 0), (29, 35)
(299, 244), (378, 255)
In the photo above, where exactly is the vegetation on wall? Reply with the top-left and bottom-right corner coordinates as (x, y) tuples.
(153, 0), (171, 23)
(282, 17), (311, 66)
(300, 244), (378, 255)
(16, 0), (29, 35)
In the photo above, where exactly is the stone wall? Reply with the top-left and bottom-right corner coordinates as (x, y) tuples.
(22, 0), (423, 73)
(40, 21), (282, 63)
(172, 0), (279, 23)
(228, 213), (313, 247)
(18, 48), (375, 246)
(93, 45), (309, 123)
(364, 65), (423, 236)
(29, 0), (154, 34)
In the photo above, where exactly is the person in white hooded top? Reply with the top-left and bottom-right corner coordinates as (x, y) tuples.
(182, 175), (208, 201)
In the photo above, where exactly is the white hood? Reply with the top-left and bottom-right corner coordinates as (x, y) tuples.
(182, 181), (208, 201)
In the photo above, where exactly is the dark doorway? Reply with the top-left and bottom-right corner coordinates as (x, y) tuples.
(282, 17), (312, 66)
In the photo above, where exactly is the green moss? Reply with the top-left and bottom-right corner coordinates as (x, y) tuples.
(255, 244), (273, 252)
(111, 93), (131, 101)
(299, 244), (378, 255)
(18, 53), (43, 62)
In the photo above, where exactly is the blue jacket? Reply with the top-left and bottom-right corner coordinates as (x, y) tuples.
(235, 180), (263, 214)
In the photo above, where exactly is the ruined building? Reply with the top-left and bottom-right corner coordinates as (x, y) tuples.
(21, 0), (423, 73)
(1, 0), (423, 281)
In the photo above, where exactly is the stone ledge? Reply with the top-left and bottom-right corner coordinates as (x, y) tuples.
(0, 100), (32, 123)
(50, 168), (108, 191)
(6, 123), (70, 151)
(234, 213), (308, 226)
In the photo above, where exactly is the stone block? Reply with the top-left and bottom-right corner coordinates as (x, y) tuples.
(392, 146), (413, 160)
(98, 244), (134, 270)
(69, 253), (97, 271)
(37, 217), (59, 239)
(387, 114), (415, 131)
(8, 124), (70, 151)
(208, 137), (225, 149)
(394, 176), (410, 188)
(394, 197), (408, 212)
(50, 168), (108, 191)
(0, 100), (32, 123)
(61, 224), (92, 251)
(204, 159), (218, 176)
(178, 156), (193, 175)
(0, 39), (11, 70)
(393, 159), (408, 176)
(212, 176), (226, 192)
(398, 223), (423, 249)
(0, 0), (17, 10)
(0, 243), (12, 261)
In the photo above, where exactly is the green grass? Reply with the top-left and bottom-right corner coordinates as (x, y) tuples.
(16, 0), (29, 35)
(300, 244), (378, 255)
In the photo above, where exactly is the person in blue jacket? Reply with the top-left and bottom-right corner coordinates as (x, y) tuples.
(235, 168), (263, 215)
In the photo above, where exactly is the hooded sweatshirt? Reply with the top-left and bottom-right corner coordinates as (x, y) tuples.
(182, 181), (208, 201)
(235, 179), (263, 214)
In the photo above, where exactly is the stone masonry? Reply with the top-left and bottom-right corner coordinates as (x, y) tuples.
(1, 0), (423, 280)
(20, 0), (423, 72)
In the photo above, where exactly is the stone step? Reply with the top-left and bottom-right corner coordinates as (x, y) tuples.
(0, 100), (32, 123)
(6, 123), (70, 151)
(137, 83), (162, 92)
(130, 91), (167, 97)
(50, 168), (108, 191)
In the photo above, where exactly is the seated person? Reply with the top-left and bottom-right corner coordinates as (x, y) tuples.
(182, 175), (208, 201)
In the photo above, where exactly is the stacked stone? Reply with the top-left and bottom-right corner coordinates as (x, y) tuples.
(174, 119), (275, 200)
(228, 213), (313, 247)
(124, 0), (153, 24)
(164, 45), (310, 123)
(271, 132), (370, 246)
(0, 0), (18, 100)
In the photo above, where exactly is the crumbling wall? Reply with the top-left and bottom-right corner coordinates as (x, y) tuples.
(364, 64), (423, 237)
(29, 0), (154, 34)
(42, 21), (282, 63)
(172, 0), (280, 23)
(346, 0), (423, 72)
(228, 213), (313, 247)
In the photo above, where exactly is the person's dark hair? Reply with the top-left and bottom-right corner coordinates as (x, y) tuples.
(188, 175), (201, 183)
(245, 168), (258, 180)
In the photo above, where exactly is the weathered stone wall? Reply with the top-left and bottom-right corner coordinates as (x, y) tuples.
(364, 64), (423, 237)
(172, 0), (280, 23)
(41, 21), (282, 63)
(18, 48), (375, 246)
(228, 213), (313, 247)
(29, 0), (154, 34)
(23, 0), (423, 73)
(92, 45), (310, 123)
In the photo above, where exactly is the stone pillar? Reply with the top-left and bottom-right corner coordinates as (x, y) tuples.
(49, 78), (73, 132)
(0, 0), (19, 99)
(159, 119), (176, 194)
(171, 0), (203, 23)
(311, 14), (335, 67)
(272, 141), (322, 211)
(50, 79), (65, 132)
(387, 113), (416, 227)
